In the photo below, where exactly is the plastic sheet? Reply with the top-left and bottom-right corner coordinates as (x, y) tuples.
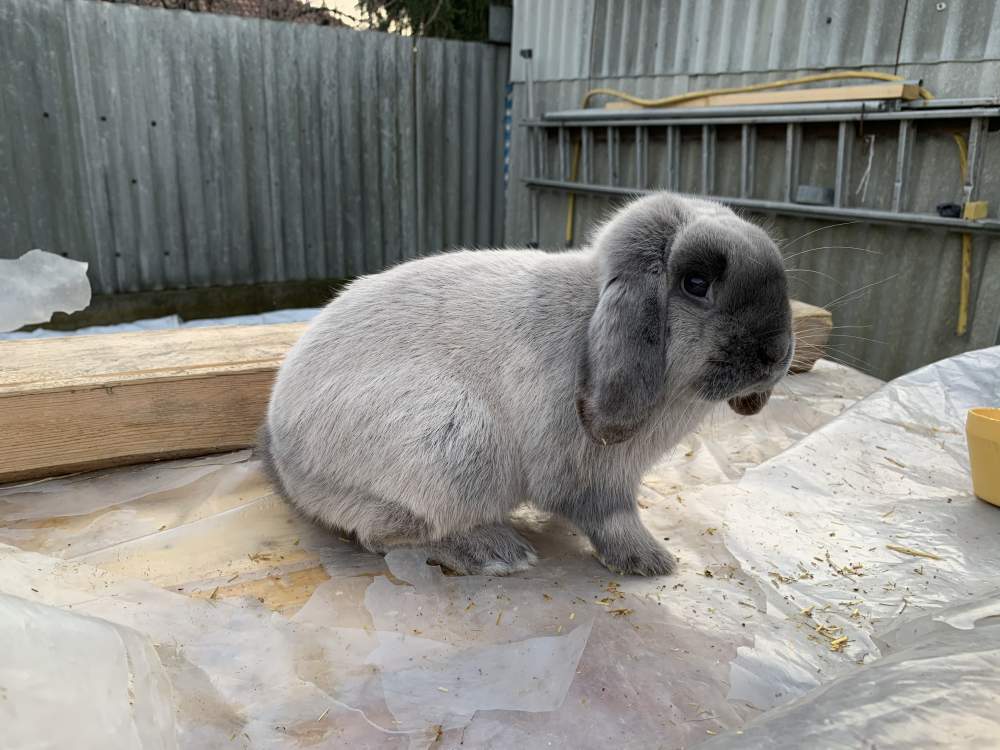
(719, 346), (1000, 715)
(703, 596), (1000, 749)
(0, 307), (319, 340)
(0, 249), (91, 332)
(1, 349), (997, 748)
(0, 593), (178, 750)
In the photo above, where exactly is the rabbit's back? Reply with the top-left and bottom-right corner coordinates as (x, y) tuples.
(264, 248), (596, 538)
(271, 248), (593, 424)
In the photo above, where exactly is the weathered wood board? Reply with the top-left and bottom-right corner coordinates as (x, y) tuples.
(0, 323), (306, 482)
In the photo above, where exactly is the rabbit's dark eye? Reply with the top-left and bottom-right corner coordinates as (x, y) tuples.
(682, 273), (710, 298)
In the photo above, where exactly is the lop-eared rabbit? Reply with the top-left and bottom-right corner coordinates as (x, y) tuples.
(260, 192), (793, 576)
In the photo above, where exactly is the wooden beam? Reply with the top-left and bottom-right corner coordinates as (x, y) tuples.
(790, 300), (833, 374)
(604, 82), (920, 110)
(0, 323), (306, 483)
(0, 301), (831, 483)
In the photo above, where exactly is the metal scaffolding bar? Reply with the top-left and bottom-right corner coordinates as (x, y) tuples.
(892, 120), (914, 213)
(521, 97), (1000, 236)
(783, 123), (801, 204)
(529, 107), (1000, 129)
(541, 97), (999, 122)
(834, 121), (853, 208)
(666, 126), (680, 191)
(523, 177), (1000, 234)
(701, 125), (716, 195)
(635, 126), (647, 187)
(964, 117), (988, 204)
(558, 127), (567, 180)
(740, 124), (756, 199)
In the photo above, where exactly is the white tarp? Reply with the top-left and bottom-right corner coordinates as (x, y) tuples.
(703, 596), (1000, 749)
(0, 348), (997, 748)
(0, 593), (178, 750)
(0, 307), (320, 340)
(0, 249), (91, 333)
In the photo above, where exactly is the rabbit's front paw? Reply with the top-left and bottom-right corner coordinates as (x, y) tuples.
(598, 544), (676, 577)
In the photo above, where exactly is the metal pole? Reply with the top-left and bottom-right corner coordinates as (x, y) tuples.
(701, 125), (716, 195)
(740, 124), (756, 199)
(543, 99), (901, 121)
(558, 126), (567, 181)
(784, 123), (801, 203)
(892, 119), (914, 213)
(667, 126), (680, 191)
(632, 126), (641, 187)
(522, 178), (1000, 235)
(834, 121), (853, 207)
(607, 127), (615, 186)
(963, 117), (987, 204)
(520, 49), (539, 248)
(534, 106), (1000, 128)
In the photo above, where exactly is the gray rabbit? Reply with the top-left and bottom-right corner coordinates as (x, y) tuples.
(260, 192), (793, 576)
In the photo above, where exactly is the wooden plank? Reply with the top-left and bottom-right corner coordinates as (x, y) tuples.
(0, 322), (305, 395)
(604, 83), (919, 110)
(0, 370), (277, 482)
(790, 299), (833, 374)
(0, 323), (305, 482)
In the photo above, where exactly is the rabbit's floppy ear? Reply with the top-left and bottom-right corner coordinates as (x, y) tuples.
(575, 201), (678, 445)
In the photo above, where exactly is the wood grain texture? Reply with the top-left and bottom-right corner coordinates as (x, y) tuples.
(0, 323), (306, 394)
(0, 372), (276, 482)
(790, 299), (833, 374)
(0, 323), (306, 482)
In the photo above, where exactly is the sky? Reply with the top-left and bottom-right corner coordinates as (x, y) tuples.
(307, 0), (368, 28)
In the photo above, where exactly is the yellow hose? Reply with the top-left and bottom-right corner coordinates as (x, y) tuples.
(563, 71), (935, 245)
(580, 71), (933, 110)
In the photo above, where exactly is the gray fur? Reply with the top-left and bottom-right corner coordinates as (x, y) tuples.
(262, 192), (793, 576)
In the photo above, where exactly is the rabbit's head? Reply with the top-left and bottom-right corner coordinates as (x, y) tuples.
(576, 193), (793, 445)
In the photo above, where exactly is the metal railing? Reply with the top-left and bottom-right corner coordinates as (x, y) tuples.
(522, 97), (1000, 243)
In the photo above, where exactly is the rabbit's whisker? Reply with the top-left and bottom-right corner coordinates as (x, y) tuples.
(824, 274), (899, 311)
(783, 267), (845, 285)
(783, 245), (880, 263)
(778, 220), (861, 250)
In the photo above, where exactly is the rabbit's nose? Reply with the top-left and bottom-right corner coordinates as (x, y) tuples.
(759, 335), (791, 366)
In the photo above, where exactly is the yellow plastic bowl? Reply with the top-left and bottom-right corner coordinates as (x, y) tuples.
(967, 408), (1000, 507)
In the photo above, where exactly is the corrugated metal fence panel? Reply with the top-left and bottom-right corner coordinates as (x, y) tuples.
(509, 0), (595, 82)
(0, 0), (509, 295)
(509, 0), (905, 81)
(894, 0), (1000, 99)
(590, 0), (905, 79)
(0, 0), (105, 288)
(512, 0), (1000, 82)
(899, 0), (1000, 64)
